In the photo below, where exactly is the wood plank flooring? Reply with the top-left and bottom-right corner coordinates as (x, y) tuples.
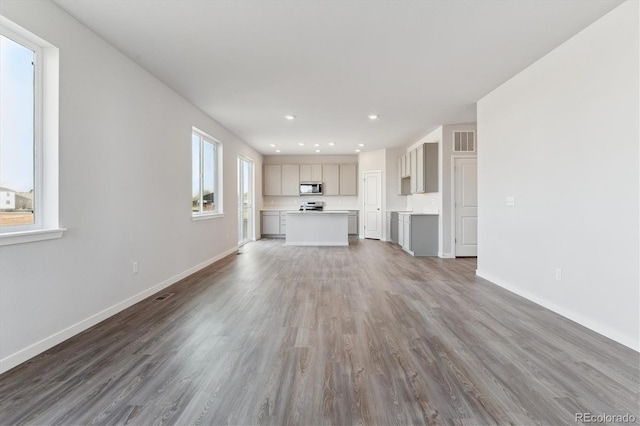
(1, 238), (638, 425)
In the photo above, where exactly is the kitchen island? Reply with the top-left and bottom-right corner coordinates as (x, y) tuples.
(285, 210), (349, 246)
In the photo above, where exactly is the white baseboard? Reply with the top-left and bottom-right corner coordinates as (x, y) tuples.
(440, 252), (455, 259)
(0, 247), (238, 374)
(476, 270), (639, 352)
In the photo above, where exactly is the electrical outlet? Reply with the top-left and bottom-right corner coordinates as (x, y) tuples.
(133, 261), (139, 274)
(555, 268), (562, 281)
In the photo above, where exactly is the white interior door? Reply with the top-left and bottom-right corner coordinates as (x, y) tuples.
(238, 156), (254, 246)
(454, 157), (477, 256)
(363, 171), (382, 240)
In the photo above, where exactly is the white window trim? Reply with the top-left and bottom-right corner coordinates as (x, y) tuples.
(0, 16), (65, 245)
(191, 127), (224, 220)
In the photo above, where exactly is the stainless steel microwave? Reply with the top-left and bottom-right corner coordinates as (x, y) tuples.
(299, 182), (323, 195)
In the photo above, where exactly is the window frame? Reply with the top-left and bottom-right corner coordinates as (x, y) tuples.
(0, 16), (64, 246)
(191, 127), (224, 220)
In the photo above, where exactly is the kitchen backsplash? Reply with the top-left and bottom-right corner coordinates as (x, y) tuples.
(407, 192), (440, 214)
(263, 195), (359, 210)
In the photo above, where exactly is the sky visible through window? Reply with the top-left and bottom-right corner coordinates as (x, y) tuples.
(1, 35), (34, 193)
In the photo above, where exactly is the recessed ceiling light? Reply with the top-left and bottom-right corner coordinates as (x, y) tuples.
(270, 144), (276, 147)
(368, 114), (378, 120)
(358, 143), (365, 147)
(298, 143), (304, 146)
(315, 150), (320, 153)
(314, 144), (319, 147)
(355, 149), (361, 153)
(284, 115), (296, 120)
(328, 142), (335, 146)
(275, 149), (281, 153)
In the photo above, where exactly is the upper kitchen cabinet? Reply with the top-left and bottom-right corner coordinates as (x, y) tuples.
(264, 164), (282, 196)
(416, 143), (438, 193)
(300, 164), (323, 182)
(263, 162), (357, 196)
(281, 164), (300, 196)
(264, 164), (301, 196)
(409, 149), (417, 194)
(323, 164), (340, 195)
(397, 143), (438, 195)
(339, 164), (357, 195)
(400, 154), (409, 177)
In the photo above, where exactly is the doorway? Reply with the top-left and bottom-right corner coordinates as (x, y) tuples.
(237, 156), (254, 246)
(363, 170), (382, 240)
(453, 157), (477, 256)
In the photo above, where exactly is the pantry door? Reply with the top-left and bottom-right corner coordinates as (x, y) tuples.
(454, 157), (477, 256)
(363, 170), (382, 240)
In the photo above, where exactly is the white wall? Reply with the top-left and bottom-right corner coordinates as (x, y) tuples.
(0, 0), (263, 372)
(477, 1), (639, 350)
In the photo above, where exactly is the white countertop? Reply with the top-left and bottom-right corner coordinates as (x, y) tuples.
(286, 210), (349, 215)
(261, 209), (358, 212)
(398, 212), (439, 216)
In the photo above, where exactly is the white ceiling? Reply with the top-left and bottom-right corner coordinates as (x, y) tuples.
(53, 0), (622, 156)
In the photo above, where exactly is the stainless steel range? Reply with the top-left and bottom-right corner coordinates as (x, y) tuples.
(299, 201), (324, 211)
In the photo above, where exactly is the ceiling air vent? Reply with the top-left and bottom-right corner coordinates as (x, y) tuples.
(453, 131), (475, 152)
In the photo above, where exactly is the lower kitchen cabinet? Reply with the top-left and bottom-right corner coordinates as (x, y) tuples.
(262, 210), (357, 237)
(348, 211), (358, 235)
(389, 211), (399, 243)
(398, 213), (438, 256)
(261, 211), (286, 236)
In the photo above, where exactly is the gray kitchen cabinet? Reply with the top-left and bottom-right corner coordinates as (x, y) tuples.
(397, 143), (438, 195)
(339, 164), (357, 195)
(300, 164), (323, 182)
(397, 158), (403, 195)
(261, 211), (288, 236)
(263, 164), (282, 196)
(416, 143), (438, 193)
(402, 214), (411, 252)
(348, 210), (358, 235)
(399, 213), (438, 256)
(416, 145), (425, 193)
(323, 164), (340, 195)
(281, 165), (300, 196)
(400, 154), (409, 177)
(390, 211), (398, 243)
(398, 214), (404, 246)
(409, 149), (417, 194)
(397, 154), (411, 195)
(279, 212), (287, 234)
(261, 211), (281, 235)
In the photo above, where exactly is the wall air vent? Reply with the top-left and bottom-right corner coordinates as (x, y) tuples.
(453, 131), (475, 152)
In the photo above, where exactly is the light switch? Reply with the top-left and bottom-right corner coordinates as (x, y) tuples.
(506, 196), (515, 206)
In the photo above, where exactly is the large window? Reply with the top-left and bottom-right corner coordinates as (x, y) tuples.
(192, 128), (223, 218)
(0, 17), (61, 245)
(1, 32), (36, 227)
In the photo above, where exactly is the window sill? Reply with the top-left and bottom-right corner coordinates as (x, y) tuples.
(0, 228), (67, 246)
(192, 213), (224, 221)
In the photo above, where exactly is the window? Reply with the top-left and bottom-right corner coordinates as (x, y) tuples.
(192, 128), (223, 218)
(0, 17), (62, 245)
(1, 32), (35, 227)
